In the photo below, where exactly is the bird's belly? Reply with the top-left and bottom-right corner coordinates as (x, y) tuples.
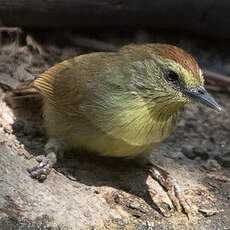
(43, 104), (170, 158)
(66, 130), (158, 158)
(44, 115), (158, 158)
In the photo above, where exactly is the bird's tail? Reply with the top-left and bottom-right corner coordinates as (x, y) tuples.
(5, 84), (42, 110)
(11, 85), (39, 99)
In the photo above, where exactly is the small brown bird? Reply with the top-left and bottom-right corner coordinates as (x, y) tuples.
(13, 43), (221, 214)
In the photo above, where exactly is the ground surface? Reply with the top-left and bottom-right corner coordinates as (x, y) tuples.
(0, 29), (230, 229)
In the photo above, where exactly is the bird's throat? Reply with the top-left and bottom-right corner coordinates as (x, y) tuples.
(150, 101), (184, 122)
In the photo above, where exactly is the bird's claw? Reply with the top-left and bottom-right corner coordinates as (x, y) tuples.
(146, 162), (191, 215)
(165, 176), (191, 215)
(27, 155), (52, 182)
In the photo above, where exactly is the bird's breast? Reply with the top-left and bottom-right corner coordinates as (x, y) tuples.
(84, 95), (178, 148)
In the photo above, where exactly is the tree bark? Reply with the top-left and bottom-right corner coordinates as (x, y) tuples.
(0, 0), (230, 39)
(0, 130), (121, 229)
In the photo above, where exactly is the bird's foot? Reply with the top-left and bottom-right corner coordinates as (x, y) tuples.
(27, 152), (57, 182)
(164, 175), (191, 214)
(146, 162), (191, 215)
(27, 138), (62, 182)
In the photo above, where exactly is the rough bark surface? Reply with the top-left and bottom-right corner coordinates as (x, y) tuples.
(0, 130), (122, 229)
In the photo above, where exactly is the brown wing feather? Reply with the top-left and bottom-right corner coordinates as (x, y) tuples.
(33, 57), (85, 115)
(33, 52), (119, 116)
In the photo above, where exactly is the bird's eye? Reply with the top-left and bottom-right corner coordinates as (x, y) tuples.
(166, 70), (179, 83)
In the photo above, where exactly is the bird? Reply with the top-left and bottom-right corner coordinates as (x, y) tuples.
(12, 43), (221, 215)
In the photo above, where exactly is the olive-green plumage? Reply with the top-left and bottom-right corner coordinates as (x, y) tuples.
(12, 43), (222, 214)
(17, 44), (212, 158)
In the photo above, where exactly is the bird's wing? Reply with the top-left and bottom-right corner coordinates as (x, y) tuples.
(33, 53), (110, 116)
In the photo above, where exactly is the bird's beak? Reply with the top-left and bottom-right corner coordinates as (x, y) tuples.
(183, 86), (221, 112)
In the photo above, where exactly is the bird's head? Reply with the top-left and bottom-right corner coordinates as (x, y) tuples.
(151, 44), (221, 112)
(122, 44), (221, 114)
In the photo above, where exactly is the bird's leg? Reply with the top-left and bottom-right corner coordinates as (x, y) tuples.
(27, 138), (63, 182)
(144, 161), (191, 215)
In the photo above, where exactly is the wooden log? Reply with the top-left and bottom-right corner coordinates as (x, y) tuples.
(0, 0), (230, 39)
(0, 129), (120, 229)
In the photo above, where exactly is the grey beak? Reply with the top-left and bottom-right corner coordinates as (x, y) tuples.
(183, 86), (221, 112)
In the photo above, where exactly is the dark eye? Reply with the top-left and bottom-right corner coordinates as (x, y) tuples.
(166, 70), (179, 83)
